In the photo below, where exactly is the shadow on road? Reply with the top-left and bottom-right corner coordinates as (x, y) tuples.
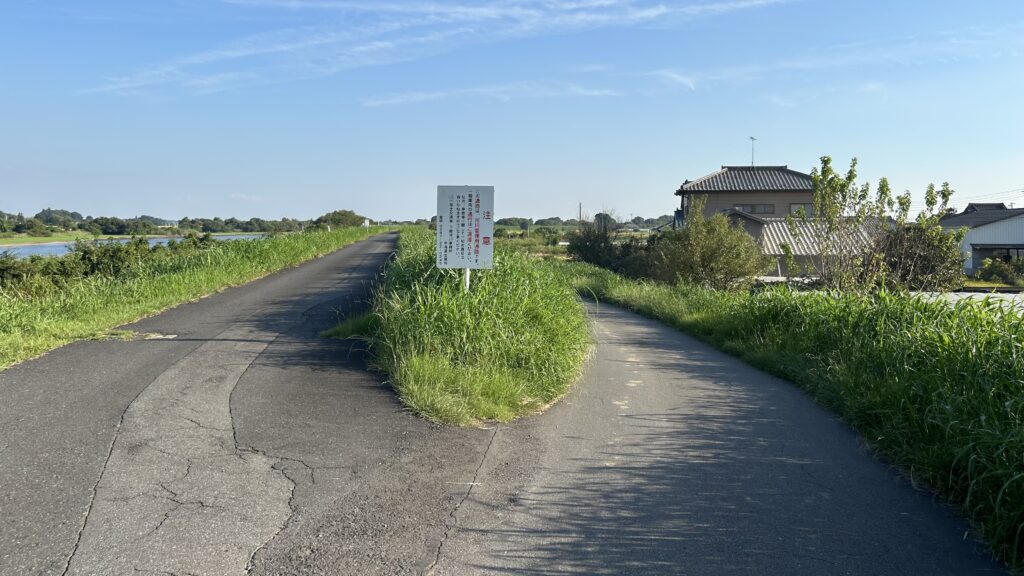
(451, 308), (1002, 575)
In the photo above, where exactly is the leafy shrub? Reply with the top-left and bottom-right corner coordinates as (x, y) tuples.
(0, 233), (217, 294)
(794, 156), (967, 292)
(566, 223), (618, 269)
(874, 222), (966, 290)
(645, 208), (770, 290)
(567, 197), (769, 290)
(975, 258), (1024, 287)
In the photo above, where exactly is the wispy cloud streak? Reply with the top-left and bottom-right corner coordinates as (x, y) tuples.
(362, 81), (620, 106)
(87, 0), (795, 95)
(644, 25), (1024, 92)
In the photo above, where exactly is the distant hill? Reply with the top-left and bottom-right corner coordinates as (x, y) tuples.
(34, 208), (85, 226)
(135, 215), (176, 227)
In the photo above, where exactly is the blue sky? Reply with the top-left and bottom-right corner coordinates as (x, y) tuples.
(2, 0), (1022, 221)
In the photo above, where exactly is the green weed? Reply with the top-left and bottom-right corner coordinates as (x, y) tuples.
(361, 227), (590, 426)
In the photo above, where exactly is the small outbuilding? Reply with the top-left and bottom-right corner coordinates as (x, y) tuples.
(940, 203), (1024, 274)
(723, 210), (875, 276)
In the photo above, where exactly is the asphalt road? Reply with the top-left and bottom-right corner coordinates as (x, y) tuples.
(0, 234), (1006, 575)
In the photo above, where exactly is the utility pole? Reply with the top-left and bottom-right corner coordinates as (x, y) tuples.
(750, 136), (757, 166)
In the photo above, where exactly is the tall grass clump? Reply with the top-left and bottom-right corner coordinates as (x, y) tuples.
(0, 228), (383, 370)
(559, 261), (1024, 568)
(364, 227), (590, 425)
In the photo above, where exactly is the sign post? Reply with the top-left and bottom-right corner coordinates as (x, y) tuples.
(436, 186), (494, 291)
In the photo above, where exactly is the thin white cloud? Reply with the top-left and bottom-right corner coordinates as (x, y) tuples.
(87, 0), (797, 95)
(647, 69), (697, 90)
(645, 24), (1023, 93)
(362, 81), (620, 106)
(230, 192), (265, 202)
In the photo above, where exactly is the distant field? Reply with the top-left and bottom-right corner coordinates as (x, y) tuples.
(0, 232), (104, 246)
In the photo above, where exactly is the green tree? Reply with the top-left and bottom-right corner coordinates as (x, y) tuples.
(646, 196), (769, 290)
(593, 213), (616, 233)
(14, 218), (52, 237)
(316, 210), (366, 229)
(791, 156), (966, 291)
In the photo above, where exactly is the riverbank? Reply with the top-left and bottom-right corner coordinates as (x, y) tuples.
(0, 228), (385, 371)
(0, 231), (267, 248)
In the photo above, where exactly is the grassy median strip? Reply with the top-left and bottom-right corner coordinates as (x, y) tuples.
(356, 227), (590, 426)
(557, 260), (1024, 569)
(0, 229), (381, 370)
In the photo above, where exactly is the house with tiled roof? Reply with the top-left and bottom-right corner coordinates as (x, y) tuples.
(675, 165), (814, 221)
(674, 165), (879, 276)
(940, 203), (1024, 274)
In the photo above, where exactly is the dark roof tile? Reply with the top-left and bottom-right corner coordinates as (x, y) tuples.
(940, 207), (1024, 229)
(677, 165), (813, 194)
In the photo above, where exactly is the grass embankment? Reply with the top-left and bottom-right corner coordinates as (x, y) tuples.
(351, 227), (589, 425)
(0, 228), (381, 370)
(558, 261), (1024, 568)
(0, 231), (111, 246)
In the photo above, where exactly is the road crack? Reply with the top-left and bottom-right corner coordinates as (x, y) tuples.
(59, 367), (164, 576)
(422, 425), (499, 576)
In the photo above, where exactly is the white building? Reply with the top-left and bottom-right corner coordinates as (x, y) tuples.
(940, 203), (1024, 274)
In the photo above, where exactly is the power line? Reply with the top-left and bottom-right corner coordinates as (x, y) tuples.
(951, 185), (1024, 202)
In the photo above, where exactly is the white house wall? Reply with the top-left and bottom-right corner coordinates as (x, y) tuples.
(959, 214), (1024, 273)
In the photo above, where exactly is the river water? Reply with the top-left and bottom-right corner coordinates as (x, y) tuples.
(0, 234), (265, 258)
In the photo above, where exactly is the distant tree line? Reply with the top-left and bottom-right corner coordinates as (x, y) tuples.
(493, 214), (673, 230)
(1, 207), (371, 237)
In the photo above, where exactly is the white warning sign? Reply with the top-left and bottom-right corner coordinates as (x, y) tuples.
(436, 185), (494, 269)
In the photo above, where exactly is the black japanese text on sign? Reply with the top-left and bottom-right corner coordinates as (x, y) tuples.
(436, 185), (494, 269)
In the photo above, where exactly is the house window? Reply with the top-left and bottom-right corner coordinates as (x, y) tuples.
(734, 204), (775, 214)
(790, 203), (814, 216)
(993, 248), (1024, 261)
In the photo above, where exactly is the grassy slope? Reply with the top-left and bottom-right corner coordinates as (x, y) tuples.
(557, 260), (1024, 569)
(0, 231), (267, 247)
(0, 231), (110, 246)
(358, 227), (590, 426)
(0, 228), (382, 370)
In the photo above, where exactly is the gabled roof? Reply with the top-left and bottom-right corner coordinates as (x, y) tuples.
(940, 206), (1024, 229)
(963, 203), (1007, 212)
(676, 165), (813, 195)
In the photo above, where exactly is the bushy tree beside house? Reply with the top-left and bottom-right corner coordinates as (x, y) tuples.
(567, 197), (769, 290)
(789, 156), (966, 291)
(646, 200), (770, 290)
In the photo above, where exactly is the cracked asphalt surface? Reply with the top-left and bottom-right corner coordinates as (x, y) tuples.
(0, 233), (1008, 575)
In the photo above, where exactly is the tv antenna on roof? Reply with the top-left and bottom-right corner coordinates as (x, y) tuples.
(750, 136), (757, 166)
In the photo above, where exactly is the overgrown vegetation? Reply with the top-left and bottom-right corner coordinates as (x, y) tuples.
(0, 228), (380, 370)
(787, 156), (966, 291)
(354, 227), (590, 425)
(558, 261), (1024, 569)
(975, 257), (1024, 288)
(567, 197), (769, 289)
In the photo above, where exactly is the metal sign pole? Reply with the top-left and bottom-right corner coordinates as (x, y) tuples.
(463, 268), (470, 292)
